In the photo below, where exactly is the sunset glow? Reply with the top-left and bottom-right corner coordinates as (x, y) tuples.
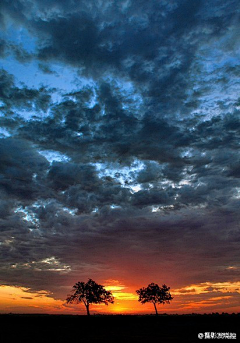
(1, 279), (240, 315)
(0, 285), (64, 314)
(174, 282), (240, 296)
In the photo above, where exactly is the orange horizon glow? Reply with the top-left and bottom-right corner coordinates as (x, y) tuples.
(1, 280), (240, 315)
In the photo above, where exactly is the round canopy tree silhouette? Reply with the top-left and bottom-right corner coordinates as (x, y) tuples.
(136, 283), (173, 315)
(66, 278), (114, 315)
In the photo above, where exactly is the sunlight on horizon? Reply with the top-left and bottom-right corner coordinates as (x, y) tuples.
(1, 280), (240, 314)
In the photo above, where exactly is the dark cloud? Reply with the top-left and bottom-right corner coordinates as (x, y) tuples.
(0, 138), (49, 202)
(0, 39), (8, 57)
(47, 162), (100, 192)
(0, 39), (32, 63)
(0, 69), (52, 117)
(38, 63), (56, 75)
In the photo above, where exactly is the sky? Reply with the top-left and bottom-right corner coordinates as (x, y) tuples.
(0, 0), (240, 315)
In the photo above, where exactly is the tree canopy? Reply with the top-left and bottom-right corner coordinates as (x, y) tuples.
(66, 278), (114, 315)
(136, 283), (173, 315)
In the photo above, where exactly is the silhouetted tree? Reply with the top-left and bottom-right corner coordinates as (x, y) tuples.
(66, 278), (114, 315)
(136, 283), (173, 315)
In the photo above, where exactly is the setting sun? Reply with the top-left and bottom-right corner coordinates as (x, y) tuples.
(1, 279), (240, 315)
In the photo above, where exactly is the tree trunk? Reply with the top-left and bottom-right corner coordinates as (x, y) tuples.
(153, 302), (158, 316)
(86, 304), (90, 316)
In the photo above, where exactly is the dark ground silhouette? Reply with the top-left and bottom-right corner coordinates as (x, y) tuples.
(1, 313), (239, 343)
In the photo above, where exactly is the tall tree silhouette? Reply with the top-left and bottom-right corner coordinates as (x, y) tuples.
(136, 283), (173, 315)
(66, 278), (114, 315)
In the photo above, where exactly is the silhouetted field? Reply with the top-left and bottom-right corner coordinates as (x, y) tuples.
(0, 313), (239, 343)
